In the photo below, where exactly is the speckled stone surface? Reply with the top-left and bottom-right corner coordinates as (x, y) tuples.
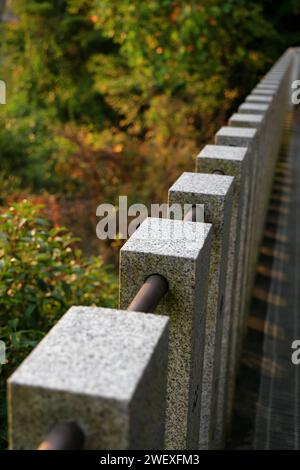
(238, 103), (270, 115)
(266, 73), (284, 78)
(259, 80), (281, 88)
(215, 127), (259, 401)
(215, 126), (257, 147)
(225, 54), (294, 435)
(120, 217), (212, 450)
(242, 61), (292, 292)
(261, 78), (281, 83)
(197, 144), (248, 165)
(252, 88), (277, 95)
(232, 108), (274, 273)
(245, 94), (274, 103)
(168, 172), (233, 449)
(196, 146), (249, 447)
(8, 307), (169, 450)
(256, 83), (279, 89)
(227, 117), (265, 251)
(229, 113), (264, 129)
(214, 126), (259, 263)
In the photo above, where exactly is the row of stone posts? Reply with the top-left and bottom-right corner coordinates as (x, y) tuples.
(7, 48), (298, 450)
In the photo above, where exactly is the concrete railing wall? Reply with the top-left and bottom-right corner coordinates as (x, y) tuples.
(7, 48), (299, 450)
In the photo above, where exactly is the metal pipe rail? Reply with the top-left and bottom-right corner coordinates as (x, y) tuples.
(128, 274), (169, 313)
(38, 422), (85, 451)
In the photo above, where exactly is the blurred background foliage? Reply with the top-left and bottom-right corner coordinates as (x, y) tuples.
(0, 0), (300, 448)
(1, 1), (299, 250)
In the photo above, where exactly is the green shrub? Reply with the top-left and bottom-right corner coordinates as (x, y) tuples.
(0, 200), (118, 447)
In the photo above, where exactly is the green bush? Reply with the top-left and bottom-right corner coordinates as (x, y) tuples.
(0, 200), (118, 447)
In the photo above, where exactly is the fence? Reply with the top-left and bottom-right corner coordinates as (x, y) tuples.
(7, 47), (300, 450)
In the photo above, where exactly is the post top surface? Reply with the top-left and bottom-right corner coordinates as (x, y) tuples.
(169, 171), (234, 197)
(198, 144), (248, 162)
(121, 217), (212, 260)
(252, 89), (277, 95)
(239, 103), (269, 111)
(246, 94), (273, 103)
(9, 307), (169, 402)
(216, 126), (257, 139)
(230, 113), (264, 124)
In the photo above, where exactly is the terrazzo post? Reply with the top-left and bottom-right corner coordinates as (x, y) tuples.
(217, 53), (294, 421)
(238, 103), (271, 115)
(120, 217), (212, 450)
(255, 84), (279, 90)
(243, 57), (291, 167)
(244, 94), (276, 147)
(8, 307), (169, 450)
(196, 146), (249, 445)
(215, 127), (258, 319)
(237, 53), (294, 251)
(244, 96), (276, 159)
(229, 114), (264, 129)
(245, 95), (274, 104)
(233, 53), (293, 344)
(251, 88), (277, 96)
(168, 173), (234, 450)
(228, 113), (268, 267)
(260, 79), (281, 84)
(261, 52), (294, 152)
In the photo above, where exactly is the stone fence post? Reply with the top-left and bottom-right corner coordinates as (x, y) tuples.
(168, 173), (234, 449)
(215, 127), (257, 320)
(8, 307), (169, 450)
(120, 217), (212, 450)
(196, 146), (249, 444)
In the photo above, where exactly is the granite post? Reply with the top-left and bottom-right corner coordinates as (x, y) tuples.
(215, 127), (258, 318)
(245, 95), (274, 104)
(228, 113), (268, 262)
(196, 145), (249, 444)
(8, 307), (169, 450)
(120, 217), (212, 450)
(168, 173), (234, 449)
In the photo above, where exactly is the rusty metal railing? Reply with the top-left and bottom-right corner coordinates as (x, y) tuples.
(38, 422), (85, 450)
